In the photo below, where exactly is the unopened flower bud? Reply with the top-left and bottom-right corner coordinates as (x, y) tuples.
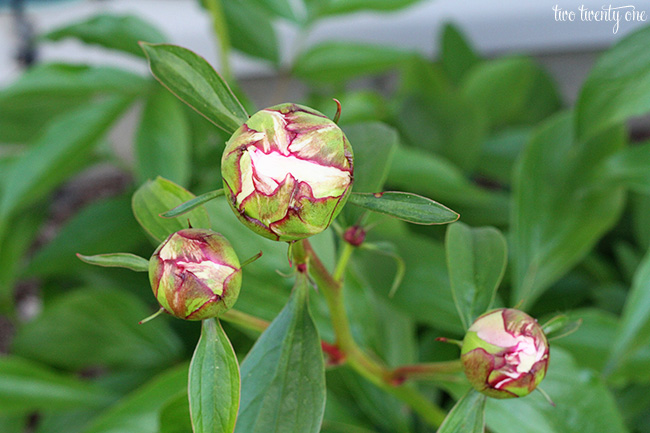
(149, 228), (241, 320)
(221, 103), (354, 242)
(461, 308), (549, 398)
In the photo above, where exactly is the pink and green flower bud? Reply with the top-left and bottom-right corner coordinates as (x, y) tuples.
(221, 103), (354, 242)
(149, 228), (241, 320)
(461, 308), (549, 399)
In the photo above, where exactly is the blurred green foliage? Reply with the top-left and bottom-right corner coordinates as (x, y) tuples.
(2, 1), (650, 432)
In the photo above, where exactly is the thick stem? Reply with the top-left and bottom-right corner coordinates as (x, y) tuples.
(300, 239), (447, 427)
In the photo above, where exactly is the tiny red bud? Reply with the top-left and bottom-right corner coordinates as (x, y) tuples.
(343, 226), (366, 246)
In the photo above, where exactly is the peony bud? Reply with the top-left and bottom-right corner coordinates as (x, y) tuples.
(221, 103), (354, 242)
(461, 308), (549, 398)
(149, 228), (241, 320)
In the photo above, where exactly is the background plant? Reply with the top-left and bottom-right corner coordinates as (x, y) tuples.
(1, 1), (650, 432)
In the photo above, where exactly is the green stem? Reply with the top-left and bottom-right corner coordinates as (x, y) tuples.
(203, 0), (232, 81)
(300, 239), (447, 428)
(221, 308), (269, 333)
(332, 242), (354, 282)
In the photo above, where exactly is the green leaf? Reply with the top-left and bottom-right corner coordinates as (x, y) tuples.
(135, 88), (191, 187)
(486, 348), (628, 433)
(132, 177), (211, 243)
(0, 96), (132, 222)
(140, 43), (248, 133)
(25, 194), (146, 277)
(82, 364), (188, 433)
(511, 112), (625, 308)
(356, 231), (464, 334)
(446, 222), (507, 329)
(189, 319), (240, 433)
(342, 122), (398, 224)
(387, 145), (510, 227)
(222, 0), (279, 63)
(394, 56), (487, 172)
(600, 141), (650, 193)
(461, 56), (561, 131)
(235, 275), (326, 433)
(11, 288), (182, 370)
(248, 0), (303, 23)
(475, 127), (531, 185)
(42, 14), (167, 57)
(576, 25), (650, 141)
(348, 191), (459, 225)
(440, 23), (481, 84)
(437, 389), (486, 433)
(344, 122), (397, 194)
(320, 0), (423, 16)
(0, 356), (115, 415)
(0, 63), (147, 143)
(293, 43), (413, 84)
(0, 210), (42, 313)
(159, 392), (192, 433)
(606, 250), (650, 376)
(76, 253), (149, 272)
(161, 189), (225, 218)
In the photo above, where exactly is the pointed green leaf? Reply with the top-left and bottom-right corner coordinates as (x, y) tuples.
(76, 253), (149, 272)
(293, 43), (413, 84)
(600, 141), (650, 193)
(440, 23), (481, 84)
(0, 96), (132, 222)
(606, 250), (650, 376)
(387, 145), (510, 227)
(461, 56), (561, 131)
(42, 14), (167, 57)
(161, 189), (224, 218)
(140, 43), (248, 133)
(189, 319), (240, 433)
(437, 389), (486, 433)
(348, 191), (459, 225)
(511, 112), (625, 308)
(222, 0), (279, 63)
(576, 25), (650, 141)
(0, 356), (116, 415)
(0, 63), (147, 143)
(132, 177), (211, 243)
(11, 288), (182, 370)
(82, 365), (188, 433)
(135, 88), (191, 187)
(235, 275), (326, 433)
(446, 222), (507, 329)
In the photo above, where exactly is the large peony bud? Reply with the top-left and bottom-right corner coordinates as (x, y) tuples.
(149, 228), (241, 320)
(461, 308), (549, 398)
(221, 103), (354, 242)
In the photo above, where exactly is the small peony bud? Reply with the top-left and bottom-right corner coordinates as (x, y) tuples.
(461, 308), (549, 398)
(221, 103), (354, 242)
(149, 228), (241, 320)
